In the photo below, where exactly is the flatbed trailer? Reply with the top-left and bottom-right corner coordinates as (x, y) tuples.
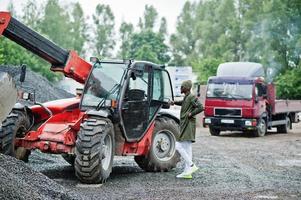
(202, 62), (301, 137)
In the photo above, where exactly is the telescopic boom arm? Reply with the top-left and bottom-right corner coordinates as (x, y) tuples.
(0, 12), (91, 84)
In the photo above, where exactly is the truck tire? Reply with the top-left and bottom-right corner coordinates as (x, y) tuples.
(254, 117), (266, 137)
(277, 116), (290, 134)
(0, 111), (31, 162)
(62, 154), (75, 166)
(134, 117), (180, 172)
(75, 118), (114, 184)
(209, 126), (220, 136)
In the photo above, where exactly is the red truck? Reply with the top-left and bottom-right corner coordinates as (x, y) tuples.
(203, 62), (301, 137)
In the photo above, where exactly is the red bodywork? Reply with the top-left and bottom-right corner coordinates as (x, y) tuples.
(0, 11), (156, 156)
(15, 98), (83, 154)
(203, 76), (301, 131)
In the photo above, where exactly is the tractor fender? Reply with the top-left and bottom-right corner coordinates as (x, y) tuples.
(157, 111), (180, 124)
(12, 103), (32, 117)
(86, 110), (109, 118)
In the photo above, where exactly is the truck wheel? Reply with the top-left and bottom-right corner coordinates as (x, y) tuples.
(254, 117), (266, 137)
(62, 154), (75, 166)
(75, 118), (114, 184)
(277, 116), (290, 134)
(134, 117), (180, 172)
(209, 126), (220, 136)
(0, 111), (31, 162)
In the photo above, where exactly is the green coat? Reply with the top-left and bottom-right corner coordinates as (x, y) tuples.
(175, 93), (203, 142)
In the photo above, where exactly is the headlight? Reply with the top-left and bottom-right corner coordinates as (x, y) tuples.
(245, 120), (252, 126)
(205, 118), (211, 124)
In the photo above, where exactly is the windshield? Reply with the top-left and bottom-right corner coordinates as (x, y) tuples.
(207, 82), (253, 99)
(81, 62), (126, 108)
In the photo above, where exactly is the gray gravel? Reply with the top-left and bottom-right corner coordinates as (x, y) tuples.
(0, 65), (74, 103)
(0, 154), (81, 200)
(25, 124), (301, 200)
(1, 66), (300, 199)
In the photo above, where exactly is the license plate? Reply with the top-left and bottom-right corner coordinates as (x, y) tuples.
(221, 119), (234, 124)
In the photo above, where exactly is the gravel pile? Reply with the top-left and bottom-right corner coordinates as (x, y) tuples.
(0, 154), (80, 200)
(0, 65), (74, 103)
(0, 65), (79, 199)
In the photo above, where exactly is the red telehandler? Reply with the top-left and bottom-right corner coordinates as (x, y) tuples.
(0, 12), (180, 183)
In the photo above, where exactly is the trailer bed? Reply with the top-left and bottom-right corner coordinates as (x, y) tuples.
(274, 100), (301, 114)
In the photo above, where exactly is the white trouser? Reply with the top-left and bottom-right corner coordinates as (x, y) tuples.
(176, 141), (193, 172)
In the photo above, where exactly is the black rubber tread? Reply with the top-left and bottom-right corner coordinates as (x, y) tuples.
(75, 118), (114, 184)
(0, 111), (31, 161)
(253, 117), (267, 137)
(277, 116), (290, 134)
(209, 126), (220, 136)
(134, 117), (180, 172)
(61, 154), (75, 166)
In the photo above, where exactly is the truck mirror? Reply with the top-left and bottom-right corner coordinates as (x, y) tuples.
(20, 64), (26, 83)
(255, 96), (259, 103)
(197, 84), (201, 97)
(90, 57), (99, 63)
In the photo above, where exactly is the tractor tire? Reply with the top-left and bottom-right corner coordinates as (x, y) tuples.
(62, 154), (75, 166)
(277, 116), (290, 134)
(0, 111), (31, 162)
(209, 126), (220, 136)
(75, 118), (115, 184)
(134, 117), (180, 172)
(254, 117), (267, 137)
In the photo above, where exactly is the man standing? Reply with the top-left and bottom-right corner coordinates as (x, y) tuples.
(171, 80), (203, 179)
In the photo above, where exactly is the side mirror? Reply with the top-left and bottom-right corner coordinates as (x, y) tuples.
(130, 72), (136, 80)
(197, 84), (201, 97)
(255, 96), (259, 103)
(90, 57), (100, 63)
(20, 64), (26, 83)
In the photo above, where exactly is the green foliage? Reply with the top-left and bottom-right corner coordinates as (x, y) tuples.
(120, 5), (170, 64)
(92, 4), (115, 58)
(69, 2), (88, 56)
(0, 0), (88, 82)
(191, 57), (224, 84)
(40, 0), (72, 49)
(118, 22), (134, 59)
(170, 0), (301, 98)
(159, 17), (167, 36)
(129, 31), (170, 64)
(139, 5), (158, 31)
(275, 67), (301, 99)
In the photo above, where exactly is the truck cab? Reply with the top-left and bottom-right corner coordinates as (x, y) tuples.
(203, 62), (301, 137)
(203, 75), (268, 136)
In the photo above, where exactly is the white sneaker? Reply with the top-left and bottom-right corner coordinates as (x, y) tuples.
(185, 164), (199, 175)
(176, 172), (192, 179)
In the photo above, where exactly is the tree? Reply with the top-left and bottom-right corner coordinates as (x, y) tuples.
(276, 66), (301, 99)
(69, 2), (88, 56)
(129, 31), (170, 64)
(118, 22), (134, 59)
(170, 1), (197, 65)
(191, 57), (223, 84)
(138, 5), (158, 31)
(21, 0), (42, 30)
(159, 17), (167, 36)
(92, 4), (115, 58)
(39, 0), (73, 49)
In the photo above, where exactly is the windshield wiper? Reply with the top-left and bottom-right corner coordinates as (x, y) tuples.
(96, 83), (120, 110)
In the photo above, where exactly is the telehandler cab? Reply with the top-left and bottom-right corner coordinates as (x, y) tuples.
(0, 12), (180, 183)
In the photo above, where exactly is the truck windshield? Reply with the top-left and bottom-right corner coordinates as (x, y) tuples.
(81, 62), (126, 108)
(207, 82), (253, 99)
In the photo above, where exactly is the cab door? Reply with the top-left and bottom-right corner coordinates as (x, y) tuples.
(121, 63), (151, 141)
(149, 68), (174, 120)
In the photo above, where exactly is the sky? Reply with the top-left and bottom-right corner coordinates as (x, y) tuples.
(0, 0), (192, 35)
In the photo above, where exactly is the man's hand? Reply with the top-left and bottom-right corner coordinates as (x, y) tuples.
(169, 100), (175, 106)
